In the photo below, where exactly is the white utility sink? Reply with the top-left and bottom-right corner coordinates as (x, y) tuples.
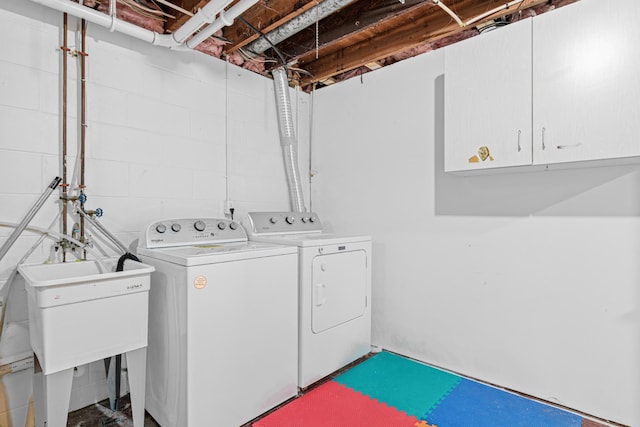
(18, 258), (154, 427)
(18, 258), (154, 375)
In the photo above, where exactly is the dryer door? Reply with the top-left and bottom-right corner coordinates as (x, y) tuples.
(312, 250), (367, 333)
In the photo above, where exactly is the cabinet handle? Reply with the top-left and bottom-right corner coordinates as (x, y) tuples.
(517, 130), (521, 152)
(541, 127), (546, 151)
(557, 142), (582, 150)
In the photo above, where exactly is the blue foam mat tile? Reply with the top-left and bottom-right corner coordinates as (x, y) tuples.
(423, 379), (583, 427)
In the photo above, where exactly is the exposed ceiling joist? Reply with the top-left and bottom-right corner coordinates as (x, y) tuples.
(56, 0), (580, 89)
(225, 0), (320, 53)
(297, 0), (549, 85)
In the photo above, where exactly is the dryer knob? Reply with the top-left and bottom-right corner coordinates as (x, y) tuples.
(217, 222), (227, 230)
(285, 216), (295, 224)
(194, 220), (206, 232)
(269, 217), (278, 224)
(301, 217), (309, 223)
(309, 216), (317, 223)
(171, 223), (181, 232)
(155, 224), (167, 234)
(229, 222), (238, 230)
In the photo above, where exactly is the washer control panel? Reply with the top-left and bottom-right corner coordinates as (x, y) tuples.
(246, 212), (323, 235)
(143, 218), (246, 248)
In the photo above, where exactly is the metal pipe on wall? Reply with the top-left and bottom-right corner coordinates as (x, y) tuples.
(61, 13), (69, 261)
(79, 18), (87, 257)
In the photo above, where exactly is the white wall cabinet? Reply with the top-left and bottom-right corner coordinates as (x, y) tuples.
(444, 18), (532, 172)
(532, 0), (640, 165)
(445, 0), (640, 173)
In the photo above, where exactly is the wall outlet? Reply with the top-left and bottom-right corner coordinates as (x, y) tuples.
(224, 200), (234, 218)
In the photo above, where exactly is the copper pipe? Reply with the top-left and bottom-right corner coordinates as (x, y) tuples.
(80, 18), (87, 258)
(62, 13), (68, 261)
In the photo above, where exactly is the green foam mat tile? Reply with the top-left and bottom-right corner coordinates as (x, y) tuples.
(333, 351), (461, 418)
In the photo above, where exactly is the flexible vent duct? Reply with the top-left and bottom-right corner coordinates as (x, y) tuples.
(272, 67), (306, 213)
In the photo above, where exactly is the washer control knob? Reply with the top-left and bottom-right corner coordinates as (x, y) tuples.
(171, 223), (181, 232)
(229, 222), (238, 230)
(301, 217), (309, 223)
(155, 224), (167, 234)
(217, 222), (227, 230)
(194, 220), (206, 232)
(285, 216), (295, 224)
(269, 217), (278, 224)
(309, 216), (317, 223)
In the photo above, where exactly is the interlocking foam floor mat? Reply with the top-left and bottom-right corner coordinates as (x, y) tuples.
(253, 351), (587, 427)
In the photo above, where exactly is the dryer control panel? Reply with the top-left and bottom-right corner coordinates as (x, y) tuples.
(246, 212), (323, 235)
(142, 218), (245, 248)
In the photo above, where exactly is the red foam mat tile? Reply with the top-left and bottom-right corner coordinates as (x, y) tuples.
(253, 381), (419, 427)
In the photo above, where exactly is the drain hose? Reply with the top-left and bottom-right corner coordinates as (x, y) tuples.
(105, 252), (142, 411)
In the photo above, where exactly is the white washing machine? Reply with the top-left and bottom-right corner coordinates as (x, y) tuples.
(137, 218), (298, 427)
(245, 212), (371, 389)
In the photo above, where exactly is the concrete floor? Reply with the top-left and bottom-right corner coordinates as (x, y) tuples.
(66, 395), (160, 427)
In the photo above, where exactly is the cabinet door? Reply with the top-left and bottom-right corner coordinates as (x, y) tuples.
(533, 0), (640, 165)
(444, 18), (532, 172)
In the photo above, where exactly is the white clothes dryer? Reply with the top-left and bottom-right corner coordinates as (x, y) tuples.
(245, 212), (371, 389)
(137, 218), (298, 427)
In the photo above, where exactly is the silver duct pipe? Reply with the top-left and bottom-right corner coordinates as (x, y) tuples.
(246, 0), (357, 54)
(272, 67), (306, 213)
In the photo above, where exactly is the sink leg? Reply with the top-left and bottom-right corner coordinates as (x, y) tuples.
(125, 347), (147, 427)
(43, 368), (74, 427)
(32, 355), (44, 427)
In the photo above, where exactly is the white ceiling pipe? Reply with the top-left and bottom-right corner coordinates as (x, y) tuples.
(465, 0), (524, 26)
(31, 0), (158, 43)
(29, 0), (236, 49)
(186, 0), (260, 49)
(246, 0), (357, 54)
(171, 0), (232, 44)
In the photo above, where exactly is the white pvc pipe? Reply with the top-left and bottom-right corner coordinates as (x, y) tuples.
(465, 0), (524, 26)
(108, 0), (117, 32)
(172, 0), (232, 44)
(31, 0), (157, 43)
(186, 0), (260, 49)
(29, 0), (237, 49)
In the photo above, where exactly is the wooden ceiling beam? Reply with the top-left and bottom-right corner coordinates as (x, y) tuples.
(299, 0), (548, 85)
(275, 0), (426, 59)
(224, 0), (319, 53)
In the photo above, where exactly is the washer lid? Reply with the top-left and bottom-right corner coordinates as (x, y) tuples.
(138, 241), (297, 266)
(249, 233), (371, 248)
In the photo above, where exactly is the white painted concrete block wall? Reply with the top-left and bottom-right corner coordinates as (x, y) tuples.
(0, 0), (310, 423)
(312, 50), (640, 425)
